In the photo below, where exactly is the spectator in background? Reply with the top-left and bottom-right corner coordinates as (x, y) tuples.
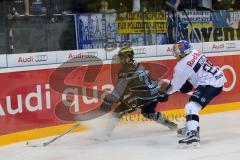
(212, 0), (232, 10)
(197, 0), (213, 11)
(24, 0), (30, 15)
(133, 0), (140, 12)
(134, 0), (180, 12)
(43, 0), (65, 14)
(6, 0), (27, 20)
(118, 2), (129, 19)
(99, 0), (116, 13)
(230, 0), (240, 10)
(52, 0), (98, 13)
(174, 0), (203, 11)
(118, 0), (133, 12)
(165, 0), (181, 12)
(0, 1), (5, 31)
(24, 0), (74, 16)
(23, 0), (51, 16)
(110, 0), (147, 12)
(99, 0), (108, 12)
(11, 0), (45, 16)
(7, 0), (25, 16)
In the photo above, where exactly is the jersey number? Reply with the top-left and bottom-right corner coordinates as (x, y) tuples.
(139, 71), (155, 88)
(203, 60), (219, 76)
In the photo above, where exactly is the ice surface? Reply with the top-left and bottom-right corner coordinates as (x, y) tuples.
(1, 110), (240, 160)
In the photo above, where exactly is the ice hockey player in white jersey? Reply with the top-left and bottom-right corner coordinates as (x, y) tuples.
(166, 40), (227, 147)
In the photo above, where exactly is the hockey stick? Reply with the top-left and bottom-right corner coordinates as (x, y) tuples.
(26, 123), (80, 147)
(25, 95), (164, 147)
(26, 101), (80, 147)
(25, 102), (143, 147)
(118, 98), (159, 117)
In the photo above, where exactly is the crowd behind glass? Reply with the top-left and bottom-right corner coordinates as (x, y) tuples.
(2, 0), (240, 17)
(0, 0), (239, 54)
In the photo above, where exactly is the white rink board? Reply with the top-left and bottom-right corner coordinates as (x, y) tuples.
(56, 49), (106, 63)
(203, 41), (240, 53)
(3, 40), (240, 68)
(156, 43), (203, 56)
(0, 54), (7, 68)
(1, 110), (240, 160)
(106, 45), (157, 60)
(7, 52), (57, 67)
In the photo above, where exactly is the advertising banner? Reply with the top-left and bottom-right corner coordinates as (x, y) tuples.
(56, 49), (107, 63)
(76, 13), (168, 49)
(117, 12), (168, 34)
(76, 13), (118, 49)
(179, 11), (211, 26)
(106, 45), (157, 60)
(168, 10), (240, 43)
(0, 54), (239, 136)
(203, 41), (240, 53)
(156, 43), (203, 56)
(7, 52), (57, 67)
(211, 10), (230, 28)
(187, 27), (240, 42)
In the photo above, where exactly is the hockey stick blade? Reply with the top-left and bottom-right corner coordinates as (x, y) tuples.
(26, 141), (46, 147)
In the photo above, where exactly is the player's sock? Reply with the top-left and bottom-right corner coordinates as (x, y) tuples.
(184, 101), (201, 134)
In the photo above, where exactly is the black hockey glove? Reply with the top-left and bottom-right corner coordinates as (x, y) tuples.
(158, 88), (168, 102)
(158, 93), (168, 102)
(100, 97), (113, 112)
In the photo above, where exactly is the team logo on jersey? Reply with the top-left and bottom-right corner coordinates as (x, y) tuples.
(187, 51), (202, 67)
(201, 97), (206, 103)
(192, 91), (200, 98)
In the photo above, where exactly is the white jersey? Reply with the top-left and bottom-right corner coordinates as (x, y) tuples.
(167, 49), (227, 95)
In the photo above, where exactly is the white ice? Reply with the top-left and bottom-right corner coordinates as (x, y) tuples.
(1, 110), (240, 160)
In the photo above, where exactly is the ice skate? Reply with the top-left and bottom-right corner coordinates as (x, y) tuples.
(178, 130), (200, 148)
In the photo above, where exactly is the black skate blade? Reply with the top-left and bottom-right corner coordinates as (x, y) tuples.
(178, 142), (200, 149)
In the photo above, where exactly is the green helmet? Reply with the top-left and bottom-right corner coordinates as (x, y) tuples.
(118, 47), (134, 60)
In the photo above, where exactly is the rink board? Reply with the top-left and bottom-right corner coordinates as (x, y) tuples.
(0, 52), (239, 146)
